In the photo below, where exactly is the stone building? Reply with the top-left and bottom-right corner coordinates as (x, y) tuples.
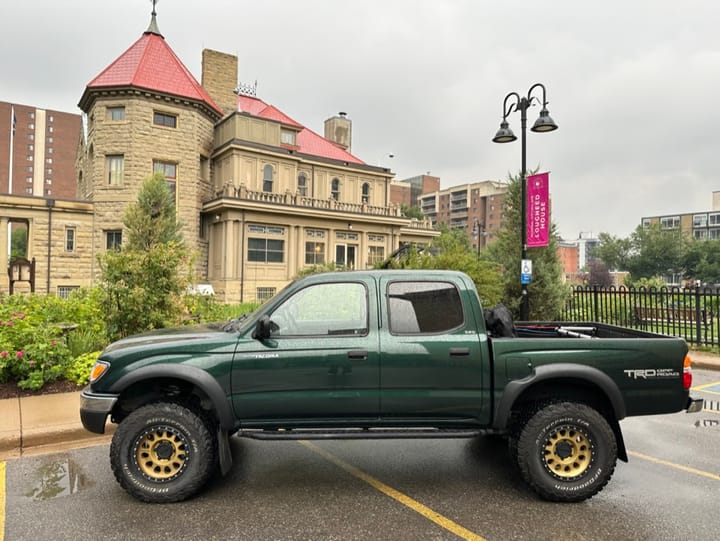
(70, 10), (436, 302)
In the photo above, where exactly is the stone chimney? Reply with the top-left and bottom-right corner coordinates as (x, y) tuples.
(324, 112), (352, 152)
(201, 49), (238, 117)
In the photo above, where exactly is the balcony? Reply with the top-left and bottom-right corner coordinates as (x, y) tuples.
(210, 183), (435, 229)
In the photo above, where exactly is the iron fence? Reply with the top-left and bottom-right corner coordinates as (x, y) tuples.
(563, 285), (720, 347)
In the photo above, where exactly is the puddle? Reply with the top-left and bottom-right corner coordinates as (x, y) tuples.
(23, 455), (94, 501)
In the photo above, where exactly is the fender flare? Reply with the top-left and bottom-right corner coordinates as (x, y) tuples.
(108, 364), (236, 431)
(493, 363), (627, 431)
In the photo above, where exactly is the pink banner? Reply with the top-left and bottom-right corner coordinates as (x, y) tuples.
(527, 172), (550, 248)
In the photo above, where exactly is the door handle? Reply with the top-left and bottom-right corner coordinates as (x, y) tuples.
(449, 347), (470, 356)
(348, 350), (368, 361)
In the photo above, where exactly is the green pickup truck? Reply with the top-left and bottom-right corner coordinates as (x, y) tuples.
(80, 269), (703, 503)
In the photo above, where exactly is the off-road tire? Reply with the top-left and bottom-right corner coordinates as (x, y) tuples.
(516, 401), (617, 502)
(110, 402), (217, 503)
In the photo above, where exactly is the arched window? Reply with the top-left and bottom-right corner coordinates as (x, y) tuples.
(298, 173), (307, 196)
(263, 164), (274, 193)
(331, 178), (340, 201)
(361, 182), (370, 204)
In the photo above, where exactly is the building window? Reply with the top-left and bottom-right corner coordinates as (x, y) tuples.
(25, 187), (32, 194)
(642, 218), (652, 228)
(57, 286), (80, 300)
(693, 214), (708, 228)
(27, 144), (33, 151)
(694, 230), (708, 239)
(362, 182), (370, 204)
(297, 173), (308, 196)
(48, 126), (53, 133)
(45, 179), (52, 185)
(305, 241), (325, 265)
(153, 160), (177, 202)
(263, 164), (274, 193)
(248, 238), (284, 263)
(280, 129), (296, 146)
(29, 112), (34, 119)
(45, 157), (53, 164)
(256, 287), (277, 302)
(368, 246), (385, 265)
(153, 111), (177, 128)
(47, 136), (53, 143)
(107, 106), (125, 121)
(25, 177), (32, 183)
(106, 230), (122, 250)
(709, 213), (720, 227)
(48, 115), (54, 122)
(660, 216), (680, 229)
(28, 123), (34, 129)
(48, 147), (53, 154)
(248, 225), (285, 263)
(26, 155), (33, 161)
(106, 155), (124, 185)
(331, 178), (340, 201)
(65, 227), (76, 252)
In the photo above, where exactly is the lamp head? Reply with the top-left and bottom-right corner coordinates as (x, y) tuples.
(531, 108), (558, 133)
(492, 120), (517, 143)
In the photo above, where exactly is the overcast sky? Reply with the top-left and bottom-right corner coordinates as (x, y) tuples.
(2, 0), (718, 239)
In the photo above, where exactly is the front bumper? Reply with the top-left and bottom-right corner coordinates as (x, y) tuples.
(686, 396), (704, 414)
(80, 387), (119, 434)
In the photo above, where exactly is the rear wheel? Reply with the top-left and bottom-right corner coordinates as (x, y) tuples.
(110, 402), (217, 503)
(516, 402), (617, 502)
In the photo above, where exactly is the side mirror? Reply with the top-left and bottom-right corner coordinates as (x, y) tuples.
(252, 315), (278, 340)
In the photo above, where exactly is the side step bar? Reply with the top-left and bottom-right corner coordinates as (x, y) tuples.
(236, 427), (485, 440)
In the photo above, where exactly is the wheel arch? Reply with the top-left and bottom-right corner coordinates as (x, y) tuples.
(494, 363), (628, 461)
(108, 364), (237, 431)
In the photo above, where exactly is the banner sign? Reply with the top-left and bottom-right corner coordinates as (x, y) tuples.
(527, 172), (550, 248)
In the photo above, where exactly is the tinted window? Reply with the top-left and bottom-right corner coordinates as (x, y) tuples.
(388, 281), (464, 334)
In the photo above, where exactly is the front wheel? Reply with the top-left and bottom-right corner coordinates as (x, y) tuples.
(110, 402), (217, 503)
(516, 402), (617, 502)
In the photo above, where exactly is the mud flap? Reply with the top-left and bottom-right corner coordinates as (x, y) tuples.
(217, 427), (233, 476)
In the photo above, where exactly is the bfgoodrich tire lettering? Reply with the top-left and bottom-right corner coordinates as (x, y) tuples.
(516, 402), (617, 502)
(110, 402), (217, 503)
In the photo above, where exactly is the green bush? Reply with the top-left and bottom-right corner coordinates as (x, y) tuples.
(0, 289), (107, 390)
(64, 351), (101, 386)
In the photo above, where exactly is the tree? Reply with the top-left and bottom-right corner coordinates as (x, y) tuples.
(595, 232), (632, 271)
(686, 239), (720, 285)
(10, 226), (28, 259)
(626, 223), (688, 280)
(123, 173), (183, 250)
(587, 260), (612, 287)
(98, 174), (192, 341)
(483, 173), (568, 319)
(400, 204), (424, 220)
(383, 227), (504, 308)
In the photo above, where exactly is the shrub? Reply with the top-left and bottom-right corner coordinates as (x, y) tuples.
(64, 351), (101, 386)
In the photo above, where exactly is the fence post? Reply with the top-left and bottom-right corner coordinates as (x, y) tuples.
(695, 286), (703, 345)
(593, 285), (600, 322)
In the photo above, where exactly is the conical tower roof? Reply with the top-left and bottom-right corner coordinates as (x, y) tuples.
(79, 18), (222, 117)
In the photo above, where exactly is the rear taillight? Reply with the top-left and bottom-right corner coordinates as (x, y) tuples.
(683, 355), (692, 389)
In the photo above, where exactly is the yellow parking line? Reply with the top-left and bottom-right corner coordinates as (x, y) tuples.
(628, 451), (720, 481)
(1, 461), (5, 541)
(299, 441), (486, 541)
(691, 381), (720, 394)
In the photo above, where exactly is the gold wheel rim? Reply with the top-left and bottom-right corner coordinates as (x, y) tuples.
(134, 426), (188, 481)
(542, 426), (592, 479)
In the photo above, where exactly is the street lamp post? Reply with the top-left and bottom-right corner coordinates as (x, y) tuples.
(492, 83), (558, 320)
